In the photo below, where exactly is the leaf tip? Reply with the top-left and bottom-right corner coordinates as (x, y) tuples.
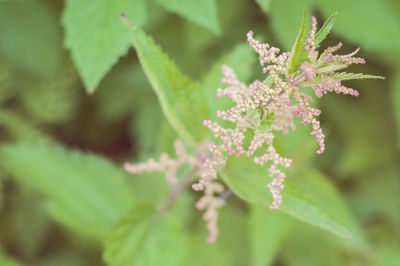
(120, 12), (133, 27)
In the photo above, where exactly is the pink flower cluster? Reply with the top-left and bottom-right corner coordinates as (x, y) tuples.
(197, 16), (366, 210)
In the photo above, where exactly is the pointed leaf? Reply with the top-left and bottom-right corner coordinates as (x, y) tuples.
(286, 9), (310, 76)
(62, 0), (147, 93)
(123, 20), (210, 144)
(331, 72), (385, 81)
(1, 142), (134, 241)
(314, 12), (337, 48)
(154, 0), (220, 34)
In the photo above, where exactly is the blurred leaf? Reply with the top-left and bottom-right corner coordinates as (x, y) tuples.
(182, 234), (229, 266)
(0, 1), (63, 78)
(20, 71), (79, 124)
(314, 12), (337, 49)
(372, 244), (400, 266)
(124, 22), (210, 144)
(286, 9), (310, 76)
(131, 103), (163, 157)
(96, 63), (154, 124)
(62, 0), (147, 93)
(311, 0), (400, 57)
(269, 0), (311, 50)
(0, 64), (14, 105)
(216, 203), (250, 266)
(104, 205), (185, 266)
(222, 159), (366, 245)
(249, 205), (293, 266)
(154, 0), (220, 34)
(36, 252), (86, 266)
(255, 0), (271, 13)
(0, 110), (49, 141)
(1, 142), (134, 241)
(0, 252), (22, 266)
(282, 222), (351, 266)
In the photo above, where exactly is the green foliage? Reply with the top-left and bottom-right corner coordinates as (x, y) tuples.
(330, 72), (385, 81)
(249, 206), (293, 266)
(154, 0), (220, 34)
(0, 252), (21, 266)
(1, 142), (134, 241)
(0, 1), (63, 78)
(104, 205), (185, 266)
(222, 159), (365, 242)
(124, 22), (210, 144)
(314, 12), (337, 49)
(286, 9), (310, 76)
(255, 0), (272, 13)
(62, 0), (147, 93)
(393, 69), (400, 146)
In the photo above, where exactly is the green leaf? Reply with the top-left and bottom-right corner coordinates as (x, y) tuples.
(123, 21), (210, 144)
(286, 9), (310, 76)
(0, 252), (22, 266)
(255, 0), (272, 13)
(314, 12), (337, 48)
(221, 158), (366, 244)
(104, 205), (185, 266)
(62, 0), (147, 93)
(0, 1), (63, 78)
(1, 142), (134, 241)
(249, 205), (293, 266)
(331, 72), (385, 81)
(154, 0), (220, 34)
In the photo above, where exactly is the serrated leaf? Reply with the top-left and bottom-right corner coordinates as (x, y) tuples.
(104, 205), (185, 266)
(331, 72), (385, 81)
(286, 9), (310, 76)
(314, 12), (337, 48)
(1, 142), (134, 241)
(62, 0), (147, 93)
(124, 21), (210, 144)
(249, 205), (293, 266)
(0, 1), (63, 78)
(154, 0), (220, 34)
(221, 158), (366, 245)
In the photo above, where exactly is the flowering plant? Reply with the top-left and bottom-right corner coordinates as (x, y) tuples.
(124, 11), (383, 243)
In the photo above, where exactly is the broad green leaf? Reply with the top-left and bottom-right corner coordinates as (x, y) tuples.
(124, 21), (210, 144)
(104, 205), (185, 266)
(314, 12), (337, 48)
(221, 158), (366, 245)
(154, 0), (220, 34)
(0, 1), (63, 78)
(286, 9), (310, 76)
(249, 205), (293, 266)
(1, 142), (134, 241)
(394, 69), (400, 147)
(62, 0), (147, 93)
(255, 0), (272, 13)
(331, 72), (385, 81)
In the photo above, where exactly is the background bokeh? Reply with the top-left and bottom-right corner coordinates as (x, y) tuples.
(0, 0), (399, 265)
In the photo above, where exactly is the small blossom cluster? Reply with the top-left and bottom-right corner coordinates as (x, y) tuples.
(195, 16), (367, 210)
(124, 140), (226, 242)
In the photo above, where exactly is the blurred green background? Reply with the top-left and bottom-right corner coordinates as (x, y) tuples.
(0, 0), (399, 265)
